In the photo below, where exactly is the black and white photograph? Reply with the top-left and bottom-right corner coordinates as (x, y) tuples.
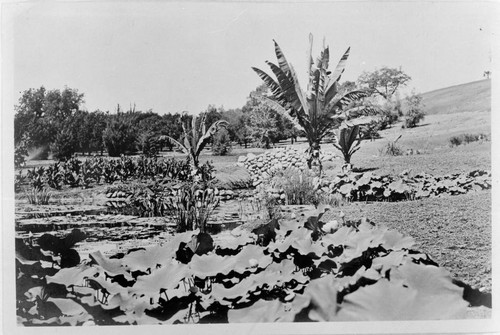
(1, 1), (499, 334)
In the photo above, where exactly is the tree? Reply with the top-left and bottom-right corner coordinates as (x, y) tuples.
(248, 105), (278, 149)
(102, 112), (138, 157)
(252, 34), (375, 174)
(86, 110), (108, 155)
(66, 110), (91, 155)
(212, 127), (232, 156)
(402, 92), (425, 128)
(204, 105), (223, 127)
(221, 108), (256, 148)
(14, 86), (84, 151)
(50, 122), (78, 161)
(244, 84), (281, 148)
(358, 66), (411, 100)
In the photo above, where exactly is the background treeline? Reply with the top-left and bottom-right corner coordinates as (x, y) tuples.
(14, 66), (423, 163)
(14, 84), (303, 161)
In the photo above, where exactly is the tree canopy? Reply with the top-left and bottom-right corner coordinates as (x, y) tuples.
(358, 67), (411, 100)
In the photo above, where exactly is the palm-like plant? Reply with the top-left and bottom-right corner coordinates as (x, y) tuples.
(159, 113), (228, 176)
(332, 125), (361, 172)
(252, 34), (375, 174)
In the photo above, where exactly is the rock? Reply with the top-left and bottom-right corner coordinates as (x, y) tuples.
(247, 153), (256, 161)
(238, 156), (247, 163)
(323, 220), (340, 233)
(231, 227), (243, 237)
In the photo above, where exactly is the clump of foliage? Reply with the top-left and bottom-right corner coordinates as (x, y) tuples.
(16, 207), (475, 325)
(16, 156), (215, 191)
(212, 128), (232, 156)
(25, 187), (52, 205)
(267, 167), (320, 206)
(166, 184), (220, 233)
(15, 170), (26, 192)
(15, 134), (30, 168)
(252, 34), (375, 175)
(318, 193), (346, 207)
(328, 169), (491, 202)
(402, 92), (425, 128)
(449, 133), (489, 147)
(137, 132), (161, 157)
(26, 167), (46, 190)
(332, 125), (362, 171)
(359, 120), (382, 141)
(159, 113), (228, 177)
(379, 135), (404, 156)
(378, 97), (402, 129)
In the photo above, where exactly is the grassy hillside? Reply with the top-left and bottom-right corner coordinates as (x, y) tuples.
(421, 79), (491, 115)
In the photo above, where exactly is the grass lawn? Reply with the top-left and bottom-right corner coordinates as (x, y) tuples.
(322, 190), (491, 291)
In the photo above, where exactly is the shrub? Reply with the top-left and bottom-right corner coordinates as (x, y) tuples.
(378, 99), (401, 130)
(332, 125), (362, 171)
(25, 187), (51, 205)
(137, 132), (161, 157)
(449, 133), (489, 147)
(26, 167), (46, 190)
(402, 93), (425, 128)
(319, 193), (347, 207)
(15, 134), (30, 168)
(166, 183), (220, 233)
(127, 185), (170, 217)
(359, 120), (381, 141)
(212, 128), (232, 156)
(379, 135), (404, 156)
(15, 170), (26, 192)
(50, 128), (78, 161)
(46, 162), (64, 189)
(268, 167), (320, 206)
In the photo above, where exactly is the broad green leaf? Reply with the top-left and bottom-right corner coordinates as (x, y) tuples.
(337, 263), (467, 321)
(89, 250), (132, 279)
(46, 298), (87, 317)
(189, 244), (272, 278)
(302, 275), (339, 321)
(129, 261), (189, 299)
(227, 299), (291, 323)
(46, 264), (98, 287)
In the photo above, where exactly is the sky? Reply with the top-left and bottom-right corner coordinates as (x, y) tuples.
(3, 1), (497, 115)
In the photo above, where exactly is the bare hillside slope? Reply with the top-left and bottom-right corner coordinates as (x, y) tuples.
(421, 79), (491, 115)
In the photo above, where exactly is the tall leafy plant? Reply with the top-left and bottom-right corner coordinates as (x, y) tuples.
(159, 113), (228, 176)
(332, 125), (361, 171)
(252, 34), (374, 174)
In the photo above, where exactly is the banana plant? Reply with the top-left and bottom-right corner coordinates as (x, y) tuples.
(159, 113), (228, 176)
(252, 34), (375, 175)
(332, 125), (361, 172)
